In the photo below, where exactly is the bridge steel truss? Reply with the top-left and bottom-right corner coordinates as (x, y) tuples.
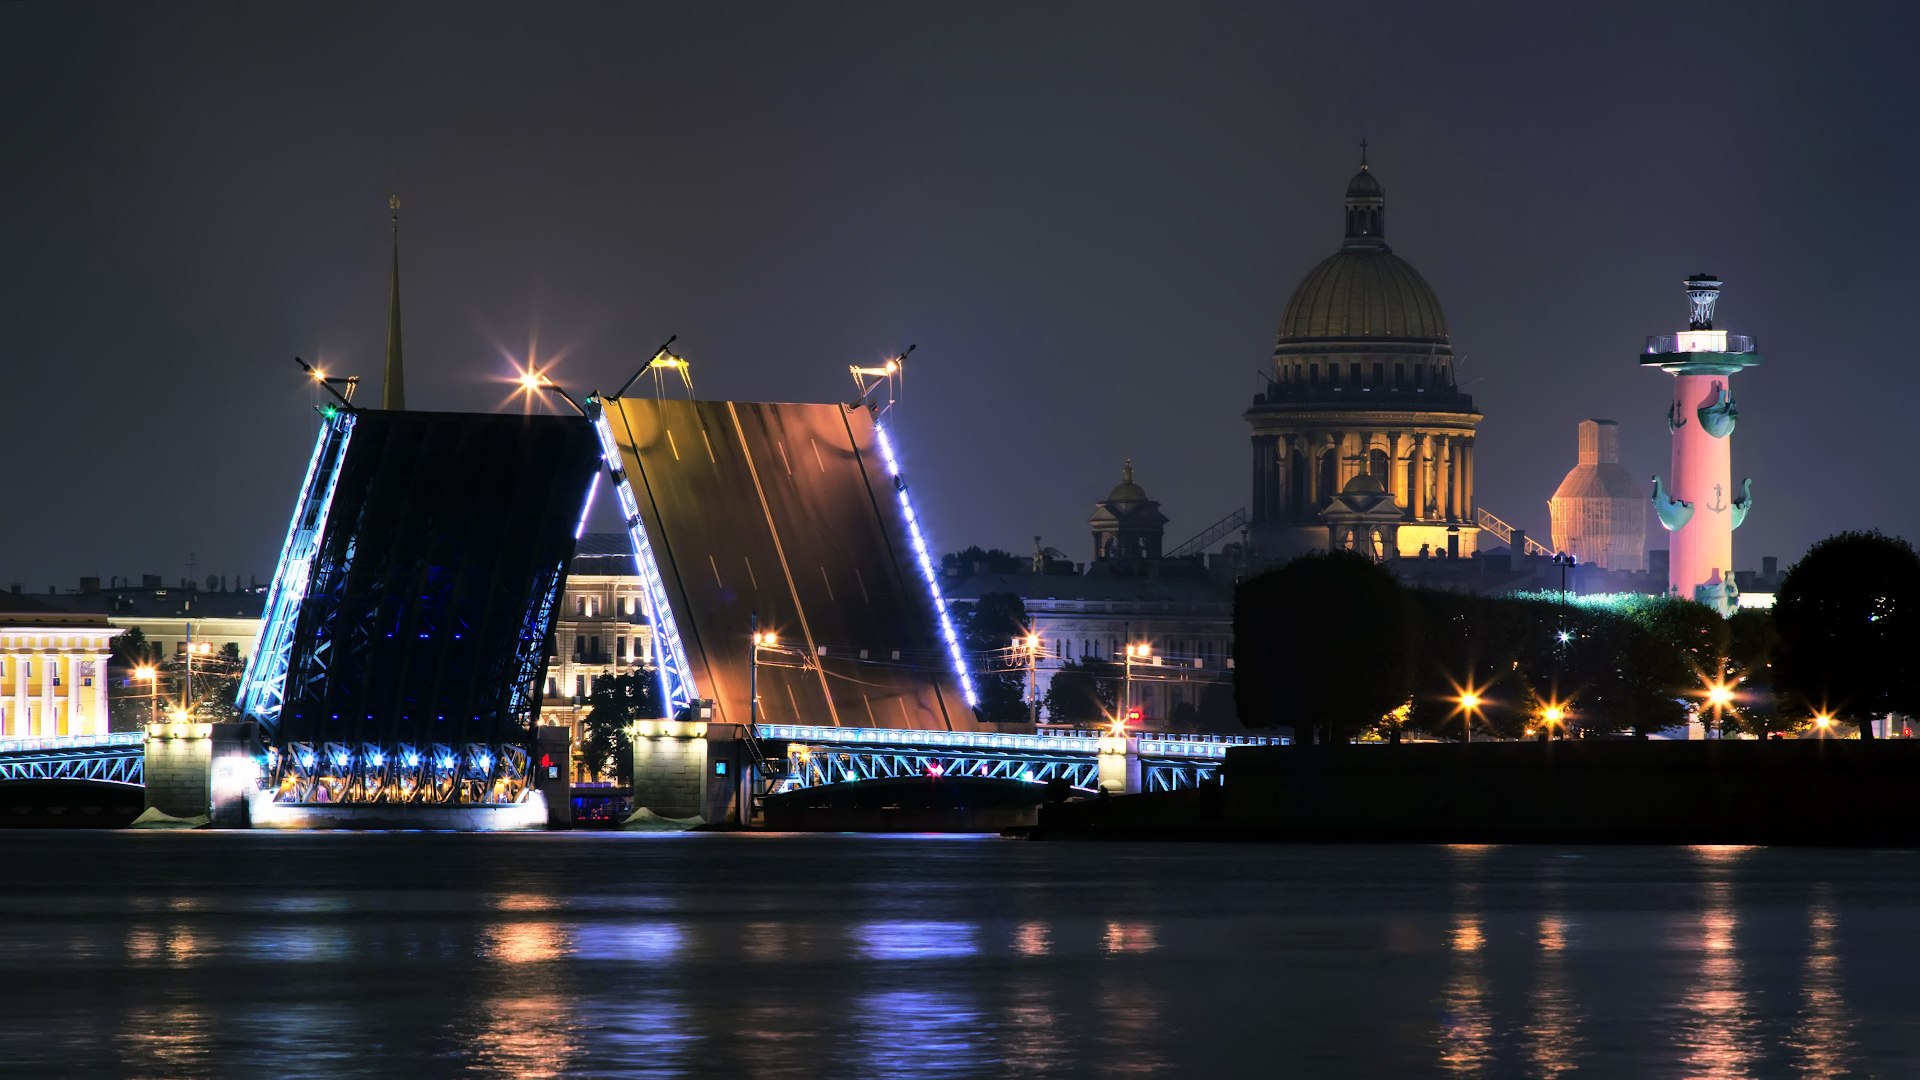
(0, 733), (145, 787)
(757, 725), (1276, 794)
(243, 409), (600, 807)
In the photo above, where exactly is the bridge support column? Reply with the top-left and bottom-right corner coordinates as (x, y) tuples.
(144, 721), (259, 827)
(1098, 732), (1140, 794)
(629, 703), (742, 824)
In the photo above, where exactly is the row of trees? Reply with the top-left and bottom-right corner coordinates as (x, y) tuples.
(1234, 532), (1920, 742)
(105, 627), (246, 729)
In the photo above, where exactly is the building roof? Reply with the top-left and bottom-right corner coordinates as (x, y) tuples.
(27, 587), (265, 621)
(1277, 249), (1450, 343)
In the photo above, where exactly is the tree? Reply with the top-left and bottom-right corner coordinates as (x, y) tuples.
(940, 546), (1026, 576)
(953, 591), (1032, 725)
(579, 670), (659, 781)
(1234, 552), (1413, 742)
(1043, 658), (1120, 726)
(1711, 608), (1793, 739)
(1774, 531), (1920, 738)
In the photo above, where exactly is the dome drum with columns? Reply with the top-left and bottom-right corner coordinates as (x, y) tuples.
(1245, 149), (1482, 564)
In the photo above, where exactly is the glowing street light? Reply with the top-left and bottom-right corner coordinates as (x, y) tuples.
(749, 613), (776, 731)
(1014, 632), (1043, 727)
(1813, 712), (1835, 734)
(1450, 681), (1487, 744)
(1122, 640), (1152, 732)
(133, 664), (159, 726)
(1702, 677), (1736, 737)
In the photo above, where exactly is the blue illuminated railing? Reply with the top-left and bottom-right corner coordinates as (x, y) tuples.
(872, 422), (979, 710)
(236, 411), (356, 731)
(588, 397), (698, 718)
(0, 733), (144, 787)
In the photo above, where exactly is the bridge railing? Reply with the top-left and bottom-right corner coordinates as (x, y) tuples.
(0, 731), (145, 756)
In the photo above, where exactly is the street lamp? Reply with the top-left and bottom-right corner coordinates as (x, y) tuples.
(1813, 711), (1835, 735)
(1123, 641), (1152, 731)
(1014, 632), (1042, 727)
(1703, 678), (1735, 738)
(134, 665), (158, 726)
(1540, 702), (1566, 741)
(748, 612), (776, 731)
(1452, 682), (1486, 744)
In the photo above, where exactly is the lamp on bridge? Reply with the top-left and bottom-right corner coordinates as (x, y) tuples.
(133, 665), (158, 727)
(749, 612), (777, 729)
(1122, 642), (1152, 732)
(1013, 633), (1042, 728)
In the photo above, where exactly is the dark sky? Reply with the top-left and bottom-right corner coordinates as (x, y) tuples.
(4, 2), (1916, 590)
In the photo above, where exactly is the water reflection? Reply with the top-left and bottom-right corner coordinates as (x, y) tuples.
(1438, 861), (1493, 1076)
(1097, 977), (1169, 1074)
(1527, 913), (1581, 1075)
(116, 1002), (211, 1078)
(855, 920), (978, 961)
(1790, 888), (1854, 1074)
(1002, 977), (1067, 1073)
(1102, 920), (1158, 955)
(1678, 848), (1756, 1079)
(1013, 920), (1050, 957)
(123, 924), (201, 965)
(484, 919), (570, 965)
(856, 989), (986, 1077)
(570, 921), (684, 964)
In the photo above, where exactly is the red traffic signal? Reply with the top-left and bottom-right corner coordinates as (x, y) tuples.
(1125, 707), (1142, 724)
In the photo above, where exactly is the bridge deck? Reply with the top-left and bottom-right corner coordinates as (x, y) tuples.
(603, 398), (969, 732)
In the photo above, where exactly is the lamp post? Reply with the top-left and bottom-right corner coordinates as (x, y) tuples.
(1456, 687), (1483, 744)
(1015, 632), (1041, 728)
(1123, 641), (1152, 729)
(134, 665), (158, 726)
(1705, 679), (1734, 739)
(749, 612), (775, 731)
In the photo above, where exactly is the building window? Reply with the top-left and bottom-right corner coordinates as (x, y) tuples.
(1395, 363), (1405, 387)
(1373, 362), (1385, 385)
(617, 635), (627, 661)
(1369, 447), (1390, 481)
(573, 637), (584, 660)
(546, 677), (557, 696)
(576, 596), (586, 616)
(575, 675), (586, 700)
(589, 635), (601, 659)
(1349, 363), (1361, 386)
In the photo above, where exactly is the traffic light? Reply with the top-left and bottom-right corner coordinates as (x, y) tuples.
(1125, 707), (1142, 725)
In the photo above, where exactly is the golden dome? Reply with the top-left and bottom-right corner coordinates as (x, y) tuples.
(1277, 249), (1449, 342)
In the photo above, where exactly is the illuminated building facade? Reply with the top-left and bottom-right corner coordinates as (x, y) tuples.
(1642, 276), (1758, 613)
(0, 603), (120, 739)
(538, 533), (655, 752)
(1245, 150), (1482, 563)
(1548, 420), (1647, 570)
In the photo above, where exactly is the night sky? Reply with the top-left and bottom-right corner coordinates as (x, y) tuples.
(5, 3), (1916, 591)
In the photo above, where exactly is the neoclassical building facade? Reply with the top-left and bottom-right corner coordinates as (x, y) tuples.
(1245, 152), (1482, 563)
(0, 613), (121, 740)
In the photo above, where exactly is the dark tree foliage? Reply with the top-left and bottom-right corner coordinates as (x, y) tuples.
(1774, 530), (1920, 738)
(1043, 658), (1120, 725)
(1721, 608), (1791, 738)
(940, 546), (1027, 575)
(1234, 552), (1413, 743)
(953, 591), (1032, 725)
(579, 670), (659, 782)
(1404, 590), (1561, 740)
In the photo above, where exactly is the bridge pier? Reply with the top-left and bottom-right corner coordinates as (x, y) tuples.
(534, 724), (573, 828)
(1098, 732), (1141, 794)
(628, 705), (745, 824)
(143, 721), (259, 827)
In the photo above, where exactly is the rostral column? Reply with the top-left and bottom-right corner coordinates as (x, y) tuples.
(1643, 275), (1759, 614)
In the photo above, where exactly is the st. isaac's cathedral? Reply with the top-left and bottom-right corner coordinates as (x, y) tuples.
(1245, 149), (1484, 565)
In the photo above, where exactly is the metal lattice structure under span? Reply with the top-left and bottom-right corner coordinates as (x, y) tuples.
(0, 733), (145, 787)
(247, 409), (601, 806)
(236, 409), (356, 729)
(789, 746), (1103, 792)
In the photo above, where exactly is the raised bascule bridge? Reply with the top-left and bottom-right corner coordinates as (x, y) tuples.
(1, 353), (1253, 828)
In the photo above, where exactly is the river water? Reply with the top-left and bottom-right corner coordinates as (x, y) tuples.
(3, 832), (1917, 1077)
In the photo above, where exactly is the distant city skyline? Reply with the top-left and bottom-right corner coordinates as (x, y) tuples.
(4, 3), (1916, 587)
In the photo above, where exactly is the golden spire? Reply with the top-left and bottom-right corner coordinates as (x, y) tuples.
(382, 195), (405, 410)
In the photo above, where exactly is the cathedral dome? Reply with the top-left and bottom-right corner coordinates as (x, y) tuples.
(1277, 250), (1449, 342)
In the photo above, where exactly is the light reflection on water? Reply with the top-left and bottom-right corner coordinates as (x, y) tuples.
(0, 833), (1911, 1076)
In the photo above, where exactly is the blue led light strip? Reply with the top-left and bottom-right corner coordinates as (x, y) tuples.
(873, 421), (980, 709)
(237, 412), (356, 729)
(589, 400), (697, 718)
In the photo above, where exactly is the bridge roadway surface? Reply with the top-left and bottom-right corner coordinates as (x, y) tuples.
(604, 397), (966, 734)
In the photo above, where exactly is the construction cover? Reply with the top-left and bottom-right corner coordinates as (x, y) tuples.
(600, 397), (974, 732)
